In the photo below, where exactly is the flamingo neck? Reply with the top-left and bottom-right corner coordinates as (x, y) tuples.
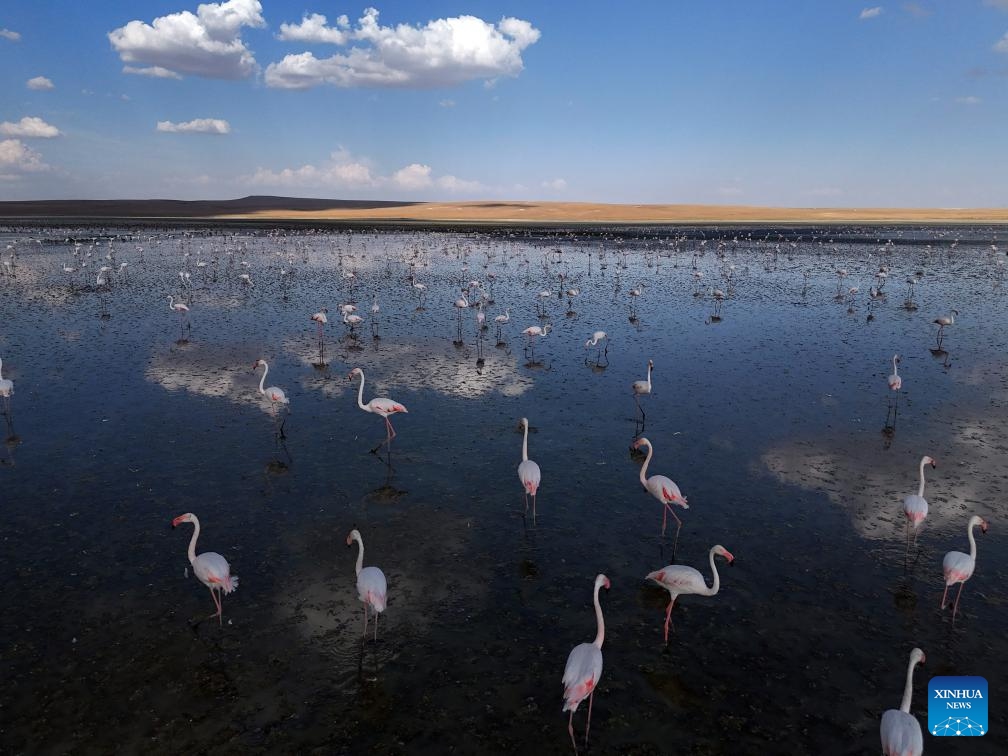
(900, 657), (917, 713)
(639, 442), (652, 487)
(967, 521), (978, 562)
(917, 458), (928, 498)
(705, 547), (722, 596)
(646, 363), (652, 389)
(168, 296), (174, 310)
(353, 536), (364, 576)
(592, 582), (605, 648)
(354, 371), (369, 410)
(893, 355), (899, 376)
(186, 517), (200, 565)
(258, 363), (267, 395)
(522, 423), (529, 461)
(0, 358), (3, 379)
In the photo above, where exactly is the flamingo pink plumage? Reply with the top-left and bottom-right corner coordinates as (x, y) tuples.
(902, 455), (935, 549)
(646, 544), (733, 643)
(347, 528), (387, 641)
(348, 367), (408, 448)
(518, 417), (541, 522)
(562, 573), (610, 752)
(632, 437), (689, 546)
(888, 354), (902, 391)
(880, 648), (925, 756)
(940, 515), (988, 620)
(172, 512), (238, 625)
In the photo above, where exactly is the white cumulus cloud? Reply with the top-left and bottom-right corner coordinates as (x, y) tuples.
(0, 139), (48, 174)
(26, 76), (54, 90)
(246, 148), (378, 188)
(541, 178), (567, 191)
(124, 65), (183, 79)
(437, 175), (483, 193)
(391, 163), (433, 190)
(1, 28), (21, 41)
(108, 0), (265, 80)
(265, 8), (540, 89)
(860, 6), (884, 19)
(277, 12), (350, 44)
(995, 31), (1008, 52)
(156, 118), (231, 134)
(0, 116), (61, 138)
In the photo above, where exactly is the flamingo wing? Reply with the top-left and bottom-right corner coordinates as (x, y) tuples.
(368, 398), (407, 416)
(562, 643), (603, 712)
(518, 459), (541, 493)
(193, 552), (238, 593)
(358, 566), (387, 612)
(880, 709), (923, 756)
(647, 565), (706, 593)
(942, 551), (974, 584)
(902, 495), (927, 523)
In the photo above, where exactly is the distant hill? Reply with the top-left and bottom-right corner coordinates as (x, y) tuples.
(0, 195), (419, 218)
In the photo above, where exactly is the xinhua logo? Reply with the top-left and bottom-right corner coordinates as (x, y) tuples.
(928, 676), (987, 737)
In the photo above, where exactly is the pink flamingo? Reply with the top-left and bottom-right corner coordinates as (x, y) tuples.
(252, 359), (289, 436)
(0, 357), (13, 416)
(887, 354), (902, 390)
(880, 648), (925, 756)
(348, 367), (408, 451)
(521, 324), (551, 358)
(902, 456), (935, 549)
(167, 295), (190, 340)
(562, 573), (610, 753)
(646, 544), (734, 643)
(631, 359), (653, 421)
(171, 512), (238, 625)
(346, 528), (387, 641)
(311, 308), (329, 363)
(940, 515), (988, 620)
(518, 417), (541, 522)
(631, 437), (689, 547)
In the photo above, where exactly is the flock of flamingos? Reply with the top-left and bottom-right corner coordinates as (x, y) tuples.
(1, 226), (1002, 754)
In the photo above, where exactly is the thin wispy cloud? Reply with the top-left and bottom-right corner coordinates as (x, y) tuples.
(0, 28), (20, 41)
(0, 117), (61, 138)
(265, 8), (541, 89)
(955, 95), (982, 105)
(26, 76), (54, 90)
(439, 99), (456, 108)
(860, 7), (884, 19)
(0, 139), (49, 175)
(542, 178), (567, 191)
(156, 118), (231, 134)
(996, 31), (1008, 52)
(108, 0), (265, 80)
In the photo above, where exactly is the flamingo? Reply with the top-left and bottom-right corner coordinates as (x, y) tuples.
(311, 308), (329, 364)
(346, 528), (387, 641)
(631, 359), (653, 421)
(933, 309), (958, 345)
(562, 573), (610, 753)
(168, 295), (190, 339)
(348, 367), (408, 450)
(494, 308), (510, 341)
(370, 295), (380, 337)
(522, 324), (551, 358)
(902, 456), (935, 549)
(0, 357), (13, 416)
(252, 359), (289, 435)
(646, 544), (734, 643)
(940, 515), (988, 620)
(171, 512), (238, 626)
(518, 417), (541, 522)
(888, 354), (902, 391)
(631, 437), (689, 546)
(880, 648), (925, 756)
(343, 311), (364, 335)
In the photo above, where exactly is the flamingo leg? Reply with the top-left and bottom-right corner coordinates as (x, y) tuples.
(374, 609), (378, 641)
(532, 493), (537, 525)
(208, 586), (222, 624)
(952, 582), (965, 620)
(663, 599), (675, 643)
(905, 520), (911, 554)
(568, 710), (577, 754)
(584, 690), (595, 747)
(362, 603), (368, 639)
(940, 583), (950, 610)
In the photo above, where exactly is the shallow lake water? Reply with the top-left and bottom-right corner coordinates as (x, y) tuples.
(1, 223), (1005, 754)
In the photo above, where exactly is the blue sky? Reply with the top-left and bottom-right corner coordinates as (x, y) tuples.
(2, 1), (1008, 206)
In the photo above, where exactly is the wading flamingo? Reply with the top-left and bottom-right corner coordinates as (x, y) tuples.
(585, 331), (608, 359)
(940, 515), (988, 620)
(518, 417), (541, 522)
(522, 324), (551, 358)
(632, 360), (653, 421)
(933, 309), (958, 345)
(880, 648), (925, 756)
(171, 512), (238, 625)
(646, 544), (733, 643)
(902, 456), (935, 550)
(348, 367), (408, 450)
(0, 357), (13, 415)
(252, 359), (290, 435)
(632, 437), (688, 548)
(494, 308), (510, 341)
(311, 308), (329, 363)
(346, 528), (387, 641)
(168, 295), (190, 340)
(562, 574), (610, 753)
(888, 354), (902, 391)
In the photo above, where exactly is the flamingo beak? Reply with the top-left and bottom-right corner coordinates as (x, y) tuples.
(981, 522), (989, 534)
(603, 578), (611, 590)
(930, 460), (937, 468)
(171, 515), (185, 528)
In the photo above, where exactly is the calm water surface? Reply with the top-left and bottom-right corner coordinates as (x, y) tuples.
(1, 224), (1006, 755)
